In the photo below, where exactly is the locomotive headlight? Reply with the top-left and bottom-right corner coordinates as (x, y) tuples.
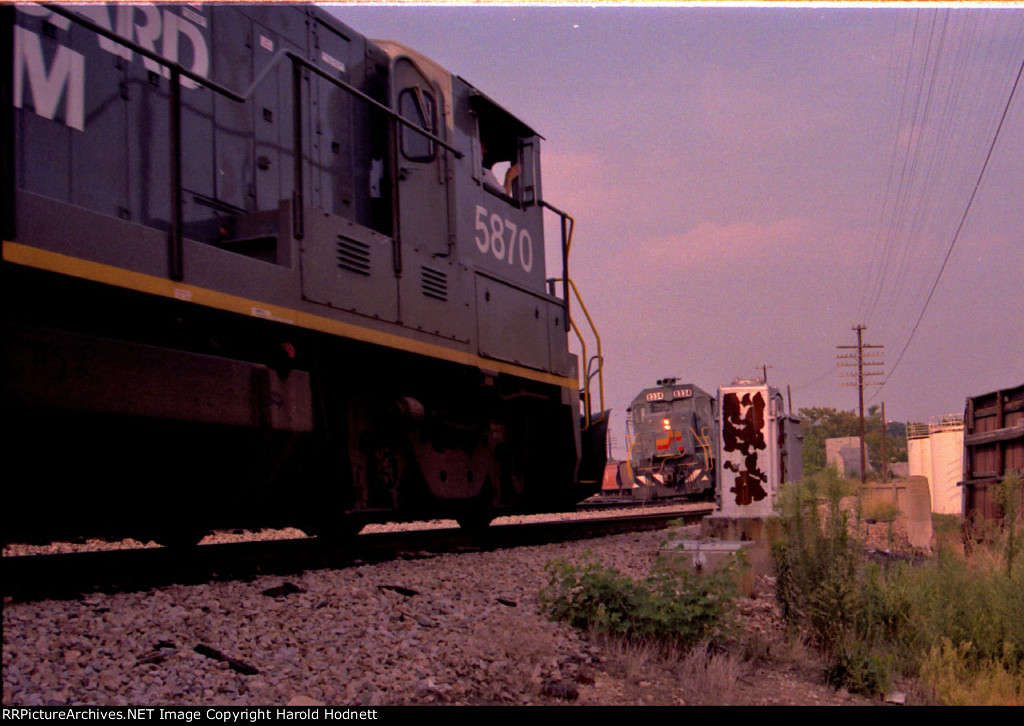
(662, 418), (671, 431)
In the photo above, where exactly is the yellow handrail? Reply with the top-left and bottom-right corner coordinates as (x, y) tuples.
(567, 315), (591, 423)
(690, 426), (715, 471)
(553, 276), (605, 429)
(541, 202), (604, 430)
(624, 433), (638, 486)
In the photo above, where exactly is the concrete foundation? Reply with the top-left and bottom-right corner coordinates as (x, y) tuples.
(658, 538), (756, 596)
(655, 513), (782, 596)
(698, 514), (778, 589)
(862, 476), (933, 550)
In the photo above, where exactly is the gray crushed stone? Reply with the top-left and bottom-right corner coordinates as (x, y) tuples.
(3, 518), (675, 706)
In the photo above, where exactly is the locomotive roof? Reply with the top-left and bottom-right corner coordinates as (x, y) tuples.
(373, 39), (449, 80)
(466, 87), (541, 140)
(373, 39), (541, 140)
(627, 382), (713, 408)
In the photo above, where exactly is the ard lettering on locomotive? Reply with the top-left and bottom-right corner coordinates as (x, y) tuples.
(2, 4), (607, 544)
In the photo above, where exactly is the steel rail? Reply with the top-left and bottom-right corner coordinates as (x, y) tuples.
(2, 508), (711, 602)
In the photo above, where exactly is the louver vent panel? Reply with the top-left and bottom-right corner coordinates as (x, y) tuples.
(337, 236), (371, 276)
(421, 267), (448, 301)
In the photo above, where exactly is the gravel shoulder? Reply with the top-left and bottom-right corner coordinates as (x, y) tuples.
(3, 518), (883, 707)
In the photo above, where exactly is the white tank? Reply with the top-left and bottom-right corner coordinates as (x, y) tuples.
(929, 429), (964, 515)
(907, 417), (964, 515)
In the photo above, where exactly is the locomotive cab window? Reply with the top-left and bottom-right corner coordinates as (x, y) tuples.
(399, 87), (436, 162)
(480, 135), (520, 201)
(471, 92), (539, 206)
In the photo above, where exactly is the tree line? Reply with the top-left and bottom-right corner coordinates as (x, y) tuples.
(799, 405), (908, 477)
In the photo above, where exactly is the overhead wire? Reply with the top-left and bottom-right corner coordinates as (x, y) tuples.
(848, 9), (1024, 406)
(865, 9), (955, 329)
(870, 24), (1024, 402)
(858, 11), (920, 323)
(813, 10), (1023, 404)
(862, 10), (1015, 335)
(862, 10), (939, 325)
(890, 13), (1009, 330)
(878, 10), (967, 331)
(792, 366), (837, 393)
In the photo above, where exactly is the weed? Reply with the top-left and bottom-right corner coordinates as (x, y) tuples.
(994, 471), (1022, 575)
(772, 468), (1024, 703)
(920, 638), (1024, 706)
(862, 498), (899, 523)
(540, 553), (737, 649)
(825, 638), (892, 697)
(772, 468), (861, 649)
(676, 643), (744, 703)
(663, 519), (698, 540)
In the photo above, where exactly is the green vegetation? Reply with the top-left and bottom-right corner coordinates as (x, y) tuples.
(539, 551), (738, 649)
(773, 469), (1024, 703)
(538, 467), (1023, 704)
(799, 405), (906, 477)
(995, 471), (1022, 575)
(772, 467), (861, 652)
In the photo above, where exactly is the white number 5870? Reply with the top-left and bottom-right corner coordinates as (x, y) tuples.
(474, 205), (533, 273)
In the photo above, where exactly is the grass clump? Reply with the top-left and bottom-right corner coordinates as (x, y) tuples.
(772, 468), (1024, 703)
(771, 467), (891, 697)
(825, 638), (892, 697)
(995, 471), (1022, 575)
(540, 553), (737, 649)
(920, 638), (1024, 706)
(772, 467), (861, 650)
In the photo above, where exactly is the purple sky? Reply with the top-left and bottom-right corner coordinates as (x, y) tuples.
(333, 3), (1024, 455)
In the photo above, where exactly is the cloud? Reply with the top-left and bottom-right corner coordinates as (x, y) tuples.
(541, 147), (618, 202)
(641, 217), (815, 265)
(695, 62), (842, 147)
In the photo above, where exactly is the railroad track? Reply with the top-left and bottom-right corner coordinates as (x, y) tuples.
(577, 494), (716, 510)
(2, 507), (712, 602)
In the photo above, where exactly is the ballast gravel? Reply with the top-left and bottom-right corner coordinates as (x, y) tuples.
(2, 516), (678, 707)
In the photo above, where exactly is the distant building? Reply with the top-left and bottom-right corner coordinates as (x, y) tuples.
(888, 462), (910, 479)
(826, 436), (871, 477)
(907, 415), (964, 515)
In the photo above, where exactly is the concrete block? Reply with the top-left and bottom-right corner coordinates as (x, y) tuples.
(658, 538), (755, 596)
(699, 514), (778, 583)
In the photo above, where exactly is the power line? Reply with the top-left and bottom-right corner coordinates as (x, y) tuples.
(793, 366), (835, 392)
(861, 10), (1024, 353)
(872, 43), (1024, 401)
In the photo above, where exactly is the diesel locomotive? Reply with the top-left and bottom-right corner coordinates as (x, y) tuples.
(623, 378), (717, 500)
(2, 4), (607, 544)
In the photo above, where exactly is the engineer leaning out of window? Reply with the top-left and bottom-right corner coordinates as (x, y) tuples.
(481, 141), (520, 197)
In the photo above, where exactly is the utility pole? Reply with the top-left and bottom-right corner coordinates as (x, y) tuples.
(838, 325), (884, 487)
(881, 401), (888, 483)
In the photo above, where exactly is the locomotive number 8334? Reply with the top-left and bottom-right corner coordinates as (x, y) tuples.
(1, 3), (608, 544)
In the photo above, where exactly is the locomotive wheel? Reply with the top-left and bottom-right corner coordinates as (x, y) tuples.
(151, 528), (206, 549)
(306, 515), (365, 541)
(455, 511), (494, 532)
